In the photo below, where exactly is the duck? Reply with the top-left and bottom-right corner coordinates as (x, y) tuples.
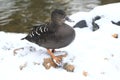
(22, 9), (75, 65)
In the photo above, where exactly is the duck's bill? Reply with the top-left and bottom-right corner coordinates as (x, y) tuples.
(65, 17), (74, 22)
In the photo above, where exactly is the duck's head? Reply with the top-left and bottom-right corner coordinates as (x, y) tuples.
(51, 9), (73, 24)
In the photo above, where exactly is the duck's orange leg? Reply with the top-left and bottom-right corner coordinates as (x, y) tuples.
(52, 49), (56, 53)
(47, 49), (62, 65)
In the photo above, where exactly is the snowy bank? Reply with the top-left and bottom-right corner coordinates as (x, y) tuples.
(0, 2), (120, 80)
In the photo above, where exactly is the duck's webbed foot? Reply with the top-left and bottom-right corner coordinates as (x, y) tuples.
(47, 49), (62, 66)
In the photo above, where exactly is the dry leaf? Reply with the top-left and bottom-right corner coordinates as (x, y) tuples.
(112, 33), (118, 38)
(63, 63), (75, 72)
(83, 71), (88, 77)
(43, 53), (67, 69)
(19, 62), (27, 70)
(13, 47), (24, 56)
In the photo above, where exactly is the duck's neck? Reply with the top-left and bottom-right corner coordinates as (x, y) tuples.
(51, 20), (64, 26)
(51, 16), (65, 24)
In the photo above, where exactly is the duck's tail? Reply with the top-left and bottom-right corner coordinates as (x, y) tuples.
(21, 37), (26, 40)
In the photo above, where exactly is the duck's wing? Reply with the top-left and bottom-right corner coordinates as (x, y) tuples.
(30, 24), (49, 37)
(21, 23), (50, 40)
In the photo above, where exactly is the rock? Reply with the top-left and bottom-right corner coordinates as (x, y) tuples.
(111, 21), (120, 26)
(92, 16), (101, 31)
(74, 20), (88, 28)
(63, 63), (75, 72)
(42, 53), (67, 69)
(92, 22), (99, 31)
(94, 16), (101, 21)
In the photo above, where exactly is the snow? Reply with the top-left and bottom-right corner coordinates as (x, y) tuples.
(0, 2), (120, 80)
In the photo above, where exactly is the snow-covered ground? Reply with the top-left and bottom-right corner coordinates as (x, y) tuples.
(0, 2), (120, 80)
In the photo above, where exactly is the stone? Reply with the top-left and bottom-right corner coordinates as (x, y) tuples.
(92, 16), (101, 31)
(111, 21), (120, 26)
(74, 20), (88, 28)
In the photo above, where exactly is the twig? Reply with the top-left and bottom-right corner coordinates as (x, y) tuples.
(13, 47), (24, 56)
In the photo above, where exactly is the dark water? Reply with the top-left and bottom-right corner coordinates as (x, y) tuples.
(101, 0), (120, 4)
(0, 0), (119, 33)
